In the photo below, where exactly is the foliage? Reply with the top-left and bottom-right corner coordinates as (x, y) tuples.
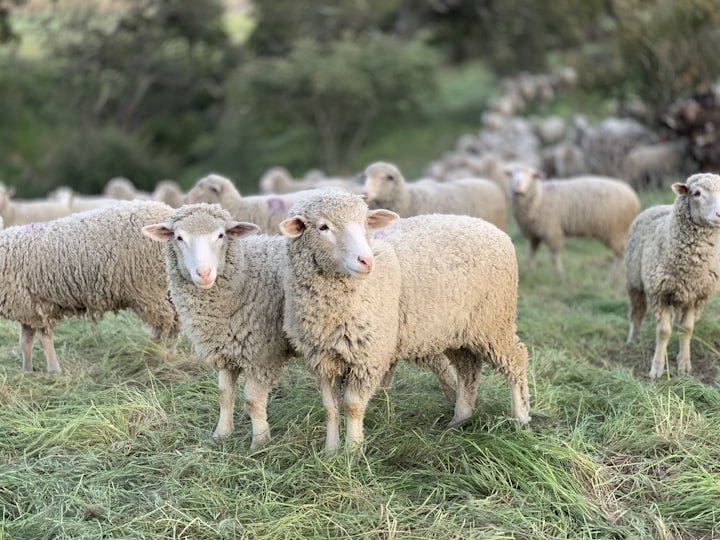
(216, 33), (439, 185)
(610, 0), (720, 111)
(40, 125), (178, 195)
(0, 0), (25, 44)
(2, 188), (720, 538)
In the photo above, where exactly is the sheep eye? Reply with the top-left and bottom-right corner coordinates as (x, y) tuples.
(218, 233), (225, 240)
(693, 190), (702, 197)
(319, 224), (329, 231)
(386, 175), (395, 181)
(177, 235), (184, 242)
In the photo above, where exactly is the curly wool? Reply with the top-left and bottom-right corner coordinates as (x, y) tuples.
(0, 200), (180, 338)
(184, 174), (317, 234)
(363, 162), (508, 230)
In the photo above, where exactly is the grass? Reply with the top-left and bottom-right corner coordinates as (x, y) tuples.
(2, 188), (720, 539)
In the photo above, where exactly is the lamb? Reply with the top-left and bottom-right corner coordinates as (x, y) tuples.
(280, 189), (530, 453)
(625, 173), (720, 378)
(184, 173), (316, 234)
(361, 161), (508, 231)
(507, 165), (640, 278)
(142, 203), (297, 450)
(0, 184), (73, 227)
(0, 200), (181, 373)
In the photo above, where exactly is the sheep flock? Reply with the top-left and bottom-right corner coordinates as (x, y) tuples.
(3, 66), (720, 453)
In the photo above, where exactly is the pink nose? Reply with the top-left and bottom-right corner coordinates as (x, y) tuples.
(361, 192), (369, 200)
(197, 268), (212, 280)
(357, 255), (373, 271)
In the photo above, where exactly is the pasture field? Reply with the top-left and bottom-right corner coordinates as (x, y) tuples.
(2, 186), (720, 539)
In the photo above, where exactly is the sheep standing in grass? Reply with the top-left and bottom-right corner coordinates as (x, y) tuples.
(0, 201), (181, 373)
(361, 161), (508, 230)
(280, 189), (529, 453)
(507, 165), (640, 278)
(143, 204), (296, 450)
(625, 173), (720, 378)
(184, 174), (316, 234)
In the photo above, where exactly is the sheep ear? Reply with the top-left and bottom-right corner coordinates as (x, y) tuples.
(672, 183), (688, 196)
(142, 223), (174, 242)
(367, 209), (399, 231)
(279, 216), (306, 238)
(225, 221), (260, 239)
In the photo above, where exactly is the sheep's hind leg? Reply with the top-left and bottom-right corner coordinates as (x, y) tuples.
(244, 376), (272, 451)
(413, 353), (457, 401)
(626, 288), (647, 344)
(446, 349), (481, 428)
(38, 327), (61, 374)
(675, 308), (696, 376)
(20, 324), (36, 372)
(321, 375), (343, 455)
(649, 307), (672, 379)
(213, 368), (240, 440)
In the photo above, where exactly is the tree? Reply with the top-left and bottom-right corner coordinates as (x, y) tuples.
(0, 0), (25, 45)
(218, 33), (438, 180)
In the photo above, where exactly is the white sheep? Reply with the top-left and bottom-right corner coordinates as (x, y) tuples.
(142, 203), (296, 450)
(507, 165), (640, 278)
(184, 173), (316, 234)
(103, 176), (151, 201)
(361, 162), (508, 231)
(625, 173), (720, 378)
(0, 200), (181, 373)
(621, 139), (690, 189)
(258, 166), (359, 195)
(0, 184), (73, 227)
(152, 179), (185, 208)
(280, 189), (530, 453)
(48, 186), (118, 213)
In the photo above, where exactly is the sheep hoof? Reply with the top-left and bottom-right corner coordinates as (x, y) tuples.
(447, 416), (473, 430)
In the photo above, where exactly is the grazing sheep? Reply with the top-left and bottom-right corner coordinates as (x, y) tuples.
(622, 139), (691, 189)
(184, 174), (315, 234)
(280, 189), (530, 453)
(361, 162), (508, 231)
(152, 179), (185, 208)
(142, 203), (296, 450)
(508, 166), (640, 278)
(0, 184), (73, 227)
(625, 173), (720, 378)
(0, 200), (181, 373)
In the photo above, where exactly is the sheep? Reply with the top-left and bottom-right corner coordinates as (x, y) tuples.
(0, 200), (181, 374)
(103, 176), (151, 201)
(183, 173), (316, 234)
(142, 203), (297, 450)
(152, 179), (185, 208)
(621, 139), (691, 189)
(625, 173), (720, 378)
(507, 165), (640, 278)
(279, 189), (530, 453)
(361, 162), (508, 231)
(0, 184), (73, 227)
(48, 186), (118, 213)
(259, 166), (359, 195)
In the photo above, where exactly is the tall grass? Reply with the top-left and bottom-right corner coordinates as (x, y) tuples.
(2, 186), (720, 539)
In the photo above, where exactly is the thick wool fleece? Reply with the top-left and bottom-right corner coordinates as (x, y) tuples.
(364, 162), (508, 230)
(184, 174), (314, 234)
(0, 200), (180, 344)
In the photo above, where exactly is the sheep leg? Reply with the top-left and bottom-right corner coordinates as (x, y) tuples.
(413, 354), (457, 401)
(626, 288), (647, 344)
(38, 328), (61, 374)
(344, 381), (373, 451)
(321, 375), (342, 455)
(244, 377), (272, 451)
(675, 308), (696, 376)
(213, 368), (240, 440)
(547, 239), (564, 275)
(20, 324), (36, 372)
(508, 374), (532, 425)
(446, 349), (481, 428)
(528, 238), (541, 270)
(379, 361), (398, 391)
(649, 307), (672, 379)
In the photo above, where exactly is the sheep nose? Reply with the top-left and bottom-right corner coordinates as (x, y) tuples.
(197, 267), (212, 279)
(361, 192), (369, 200)
(357, 255), (373, 271)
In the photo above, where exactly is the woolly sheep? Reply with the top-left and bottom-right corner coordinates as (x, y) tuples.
(103, 176), (151, 201)
(142, 203), (296, 450)
(621, 139), (690, 189)
(0, 184), (73, 227)
(184, 174), (315, 234)
(625, 173), (720, 378)
(507, 166), (640, 278)
(279, 189), (530, 453)
(48, 186), (118, 213)
(361, 162), (508, 231)
(0, 200), (181, 373)
(259, 166), (359, 195)
(152, 179), (185, 208)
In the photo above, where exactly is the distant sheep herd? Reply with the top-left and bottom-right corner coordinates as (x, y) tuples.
(2, 70), (720, 453)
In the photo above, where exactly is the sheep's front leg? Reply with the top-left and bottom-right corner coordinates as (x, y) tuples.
(649, 307), (672, 379)
(321, 375), (342, 455)
(38, 327), (61, 374)
(344, 381), (376, 451)
(213, 368), (240, 440)
(20, 324), (36, 372)
(244, 376), (272, 451)
(675, 308), (696, 376)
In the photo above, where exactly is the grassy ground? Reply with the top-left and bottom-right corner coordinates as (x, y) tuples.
(2, 187), (720, 539)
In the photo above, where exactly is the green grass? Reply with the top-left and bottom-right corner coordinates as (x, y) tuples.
(2, 188), (720, 539)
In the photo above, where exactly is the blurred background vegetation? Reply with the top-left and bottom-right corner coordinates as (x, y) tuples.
(1, 0), (719, 196)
